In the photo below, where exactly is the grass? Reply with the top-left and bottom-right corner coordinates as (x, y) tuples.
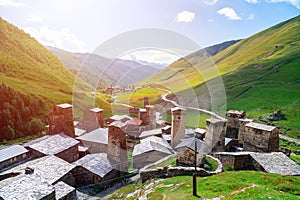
(107, 171), (300, 200)
(205, 156), (218, 171)
(279, 139), (300, 152)
(290, 154), (300, 165)
(0, 134), (43, 146)
(114, 87), (165, 107)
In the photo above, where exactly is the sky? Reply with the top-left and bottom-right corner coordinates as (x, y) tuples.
(0, 0), (299, 63)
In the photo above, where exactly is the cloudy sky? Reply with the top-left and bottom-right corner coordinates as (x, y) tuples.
(0, 0), (299, 62)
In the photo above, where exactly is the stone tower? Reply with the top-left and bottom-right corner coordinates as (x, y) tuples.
(138, 108), (148, 125)
(238, 118), (253, 144)
(144, 96), (149, 108)
(108, 121), (128, 173)
(205, 118), (227, 152)
(171, 107), (186, 148)
(84, 108), (104, 132)
(145, 105), (156, 130)
(226, 110), (246, 139)
(48, 103), (75, 138)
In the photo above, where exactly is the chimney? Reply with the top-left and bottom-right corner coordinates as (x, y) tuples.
(171, 107), (186, 148)
(108, 121), (128, 173)
(84, 108), (104, 132)
(48, 103), (75, 138)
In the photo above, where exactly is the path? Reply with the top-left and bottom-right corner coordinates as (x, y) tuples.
(279, 134), (300, 145)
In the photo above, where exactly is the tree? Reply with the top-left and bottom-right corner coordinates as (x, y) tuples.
(29, 118), (44, 134)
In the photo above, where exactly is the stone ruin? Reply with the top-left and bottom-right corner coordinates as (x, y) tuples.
(171, 107), (186, 148)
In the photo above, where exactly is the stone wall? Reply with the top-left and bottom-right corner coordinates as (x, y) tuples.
(84, 108), (104, 132)
(225, 110), (246, 139)
(213, 152), (251, 170)
(176, 148), (205, 166)
(56, 145), (79, 163)
(205, 118), (227, 152)
(140, 155), (223, 183)
(80, 141), (107, 154)
(0, 153), (28, 171)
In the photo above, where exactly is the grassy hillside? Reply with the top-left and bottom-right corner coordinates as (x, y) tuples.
(108, 171), (300, 199)
(0, 18), (111, 140)
(142, 15), (300, 138)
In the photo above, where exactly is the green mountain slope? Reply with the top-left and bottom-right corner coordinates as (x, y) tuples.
(0, 18), (107, 141)
(143, 15), (300, 138)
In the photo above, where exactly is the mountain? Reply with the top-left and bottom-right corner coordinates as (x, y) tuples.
(0, 18), (98, 140)
(143, 15), (300, 138)
(47, 46), (160, 86)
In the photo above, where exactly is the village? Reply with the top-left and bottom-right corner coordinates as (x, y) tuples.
(0, 94), (300, 200)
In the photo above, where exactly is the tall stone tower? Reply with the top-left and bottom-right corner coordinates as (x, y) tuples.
(144, 96), (149, 108)
(171, 107), (186, 148)
(84, 108), (104, 132)
(48, 103), (75, 138)
(205, 118), (227, 152)
(226, 110), (246, 139)
(145, 105), (156, 130)
(238, 118), (253, 144)
(108, 121), (128, 173)
(138, 108), (148, 125)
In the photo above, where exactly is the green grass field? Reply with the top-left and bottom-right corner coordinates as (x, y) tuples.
(107, 171), (300, 200)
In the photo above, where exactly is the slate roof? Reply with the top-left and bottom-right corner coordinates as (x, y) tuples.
(139, 128), (162, 139)
(89, 107), (103, 113)
(0, 156), (75, 199)
(250, 152), (300, 176)
(54, 181), (76, 200)
(24, 133), (79, 155)
(140, 136), (173, 151)
(175, 137), (206, 154)
(0, 174), (54, 200)
(0, 155), (75, 185)
(76, 128), (108, 144)
(0, 144), (28, 163)
(246, 122), (276, 132)
(75, 127), (87, 137)
(57, 103), (72, 108)
(195, 128), (206, 134)
(109, 115), (132, 122)
(73, 153), (117, 178)
(125, 118), (143, 126)
(133, 141), (173, 157)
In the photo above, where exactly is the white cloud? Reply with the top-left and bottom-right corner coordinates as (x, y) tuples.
(0, 0), (24, 7)
(23, 26), (87, 53)
(176, 10), (195, 23)
(245, 0), (260, 3)
(267, 0), (300, 9)
(248, 13), (255, 20)
(217, 7), (242, 20)
(204, 0), (219, 5)
(25, 15), (42, 23)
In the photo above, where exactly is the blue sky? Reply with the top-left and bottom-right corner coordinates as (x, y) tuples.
(0, 0), (299, 62)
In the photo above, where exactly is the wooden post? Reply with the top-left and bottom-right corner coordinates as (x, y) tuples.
(193, 140), (197, 196)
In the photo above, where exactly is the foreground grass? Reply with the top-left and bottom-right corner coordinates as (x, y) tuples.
(107, 171), (300, 200)
(290, 154), (300, 166)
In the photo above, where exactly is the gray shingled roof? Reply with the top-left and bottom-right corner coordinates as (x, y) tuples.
(0, 155), (75, 185)
(140, 136), (173, 151)
(133, 141), (173, 157)
(54, 181), (76, 200)
(24, 133), (79, 155)
(175, 137), (206, 154)
(76, 128), (108, 144)
(0, 144), (28, 163)
(139, 128), (162, 139)
(73, 153), (117, 178)
(246, 122), (276, 132)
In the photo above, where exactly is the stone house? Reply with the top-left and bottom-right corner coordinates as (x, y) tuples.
(213, 152), (251, 170)
(72, 153), (119, 188)
(242, 122), (279, 152)
(0, 145), (29, 171)
(175, 137), (206, 166)
(195, 128), (206, 140)
(124, 118), (143, 139)
(76, 128), (108, 154)
(23, 133), (80, 163)
(0, 155), (76, 200)
(133, 139), (173, 169)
